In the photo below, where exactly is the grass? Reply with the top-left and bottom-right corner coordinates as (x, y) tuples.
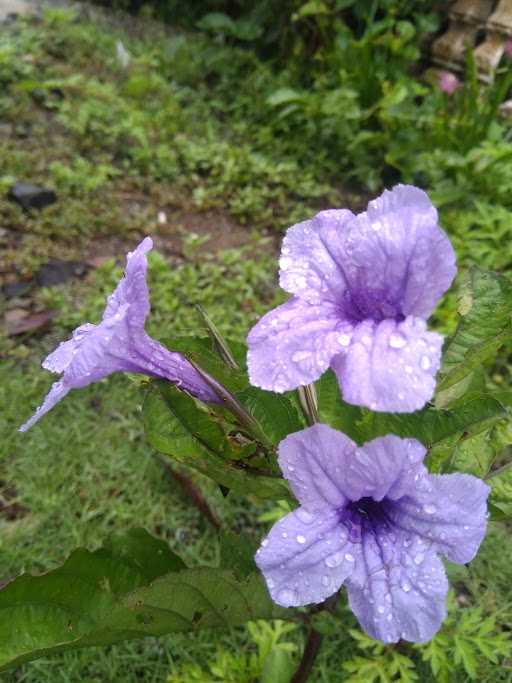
(1, 4), (512, 682)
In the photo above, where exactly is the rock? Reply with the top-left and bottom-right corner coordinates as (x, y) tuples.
(7, 182), (57, 210)
(5, 309), (55, 336)
(35, 259), (87, 287)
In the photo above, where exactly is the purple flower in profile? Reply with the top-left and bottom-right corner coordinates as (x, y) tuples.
(438, 71), (461, 95)
(247, 185), (456, 412)
(20, 237), (218, 431)
(256, 424), (489, 643)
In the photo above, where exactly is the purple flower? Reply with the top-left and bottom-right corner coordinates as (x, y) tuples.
(20, 237), (218, 431)
(247, 185), (456, 412)
(438, 71), (461, 95)
(256, 424), (489, 643)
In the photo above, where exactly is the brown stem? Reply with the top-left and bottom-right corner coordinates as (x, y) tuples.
(290, 627), (324, 683)
(155, 454), (222, 530)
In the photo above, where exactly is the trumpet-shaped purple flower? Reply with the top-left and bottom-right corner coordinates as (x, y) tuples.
(20, 237), (218, 431)
(247, 185), (456, 412)
(256, 424), (489, 643)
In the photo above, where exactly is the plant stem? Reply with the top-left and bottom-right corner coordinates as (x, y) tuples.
(155, 454), (222, 530)
(290, 627), (324, 683)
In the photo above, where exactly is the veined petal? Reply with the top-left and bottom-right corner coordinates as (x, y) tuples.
(279, 209), (354, 305)
(102, 236), (152, 327)
(278, 424), (356, 511)
(343, 435), (427, 503)
(247, 297), (353, 393)
(256, 507), (358, 607)
(340, 185), (456, 321)
(332, 316), (443, 412)
(347, 528), (448, 643)
(387, 473), (490, 564)
(19, 380), (70, 433)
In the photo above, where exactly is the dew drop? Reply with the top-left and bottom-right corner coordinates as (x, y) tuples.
(277, 588), (297, 604)
(414, 553), (424, 565)
(296, 535), (306, 544)
(344, 553), (355, 562)
(282, 532), (288, 539)
(296, 509), (315, 524)
(389, 333), (407, 349)
(292, 351), (311, 363)
(267, 578), (275, 589)
(420, 355), (431, 371)
(325, 551), (344, 568)
(401, 581), (411, 593)
(338, 333), (351, 347)
(423, 504), (436, 515)
(261, 539), (268, 548)
(377, 605), (385, 614)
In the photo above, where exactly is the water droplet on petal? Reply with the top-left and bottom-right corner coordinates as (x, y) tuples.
(420, 355), (431, 370)
(325, 551), (344, 568)
(414, 553), (424, 565)
(423, 504), (436, 515)
(377, 606), (385, 614)
(296, 535), (306, 544)
(344, 553), (355, 562)
(338, 333), (351, 347)
(261, 539), (268, 548)
(389, 333), (407, 349)
(267, 578), (275, 589)
(296, 509), (315, 524)
(277, 588), (298, 604)
(401, 581), (411, 593)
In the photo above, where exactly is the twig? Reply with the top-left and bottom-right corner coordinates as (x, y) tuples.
(290, 628), (323, 683)
(155, 454), (221, 530)
(291, 595), (337, 683)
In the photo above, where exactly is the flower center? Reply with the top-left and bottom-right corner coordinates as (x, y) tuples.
(340, 497), (392, 542)
(343, 289), (405, 324)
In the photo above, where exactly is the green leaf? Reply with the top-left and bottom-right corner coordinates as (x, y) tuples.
(143, 382), (290, 500)
(317, 371), (506, 450)
(235, 387), (304, 446)
(437, 268), (512, 395)
(0, 529), (284, 672)
(261, 648), (295, 683)
(219, 532), (258, 579)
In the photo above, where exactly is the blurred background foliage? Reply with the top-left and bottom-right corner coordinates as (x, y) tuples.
(1, 1), (512, 681)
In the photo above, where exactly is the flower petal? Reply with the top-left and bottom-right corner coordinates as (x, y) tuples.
(256, 507), (358, 607)
(19, 380), (70, 433)
(347, 528), (448, 643)
(278, 424), (357, 511)
(343, 435), (427, 503)
(331, 316), (443, 412)
(279, 209), (354, 305)
(387, 473), (490, 564)
(340, 185), (456, 320)
(102, 236), (153, 327)
(247, 297), (353, 392)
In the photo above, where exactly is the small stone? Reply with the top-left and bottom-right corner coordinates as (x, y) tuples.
(7, 182), (57, 211)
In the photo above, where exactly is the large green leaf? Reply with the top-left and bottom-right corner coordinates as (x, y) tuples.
(143, 382), (290, 499)
(0, 529), (284, 672)
(235, 387), (304, 446)
(437, 268), (512, 395)
(317, 371), (506, 449)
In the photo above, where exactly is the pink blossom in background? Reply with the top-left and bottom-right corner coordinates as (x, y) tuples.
(438, 71), (461, 95)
